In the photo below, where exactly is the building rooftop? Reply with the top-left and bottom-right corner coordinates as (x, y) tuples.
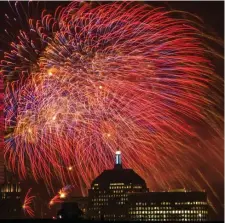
(91, 150), (147, 188)
(92, 168), (146, 187)
(128, 191), (207, 202)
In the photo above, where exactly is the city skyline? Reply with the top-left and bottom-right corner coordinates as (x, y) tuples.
(0, 1), (224, 221)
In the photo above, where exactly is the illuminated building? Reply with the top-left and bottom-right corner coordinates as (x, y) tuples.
(128, 190), (208, 221)
(87, 151), (209, 221)
(0, 168), (22, 219)
(87, 150), (149, 221)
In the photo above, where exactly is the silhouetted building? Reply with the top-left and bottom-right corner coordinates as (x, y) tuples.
(87, 151), (148, 221)
(87, 151), (209, 221)
(0, 168), (22, 219)
(68, 196), (88, 218)
(57, 202), (83, 220)
(128, 190), (208, 221)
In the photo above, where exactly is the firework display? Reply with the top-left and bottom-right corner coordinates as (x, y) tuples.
(2, 1), (223, 209)
(0, 66), (3, 184)
(22, 188), (35, 217)
(49, 185), (74, 208)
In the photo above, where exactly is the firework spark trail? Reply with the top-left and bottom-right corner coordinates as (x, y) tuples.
(22, 188), (35, 217)
(0, 65), (4, 184)
(2, 1), (223, 207)
(49, 185), (74, 208)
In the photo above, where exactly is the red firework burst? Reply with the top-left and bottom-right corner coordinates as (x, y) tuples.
(2, 1), (223, 211)
(22, 188), (35, 218)
(49, 185), (74, 208)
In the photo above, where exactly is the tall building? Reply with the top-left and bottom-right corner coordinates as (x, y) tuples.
(87, 151), (148, 221)
(128, 190), (208, 221)
(0, 168), (22, 219)
(87, 151), (209, 221)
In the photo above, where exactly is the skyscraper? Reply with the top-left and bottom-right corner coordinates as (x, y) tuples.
(87, 151), (149, 221)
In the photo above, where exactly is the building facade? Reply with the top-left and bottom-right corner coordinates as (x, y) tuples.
(87, 151), (208, 221)
(128, 190), (208, 221)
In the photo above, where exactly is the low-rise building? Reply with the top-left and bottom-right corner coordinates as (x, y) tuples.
(128, 190), (208, 221)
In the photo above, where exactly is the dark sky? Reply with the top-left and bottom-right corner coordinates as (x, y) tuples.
(0, 1), (224, 220)
(0, 1), (224, 39)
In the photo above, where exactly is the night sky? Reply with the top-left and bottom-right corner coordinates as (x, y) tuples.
(0, 1), (224, 220)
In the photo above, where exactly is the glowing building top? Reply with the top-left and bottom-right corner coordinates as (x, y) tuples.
(115, 150), (122, 169)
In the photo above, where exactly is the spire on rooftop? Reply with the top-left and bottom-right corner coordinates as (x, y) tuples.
(114, 149), (122, 169)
